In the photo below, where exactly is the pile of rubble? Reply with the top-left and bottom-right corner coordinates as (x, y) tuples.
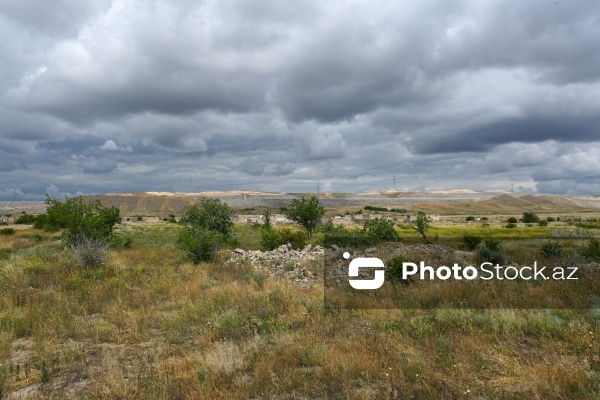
(226, 242), (459, 285)
(227, 244), (324, 285)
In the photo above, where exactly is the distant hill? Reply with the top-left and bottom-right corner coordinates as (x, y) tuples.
(81, 191), (600, 216)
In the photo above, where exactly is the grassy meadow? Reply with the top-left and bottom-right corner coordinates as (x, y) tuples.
(0, 219), (599, 399)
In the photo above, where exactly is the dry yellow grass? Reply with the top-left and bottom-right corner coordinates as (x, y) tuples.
(0, 226), (598, 398)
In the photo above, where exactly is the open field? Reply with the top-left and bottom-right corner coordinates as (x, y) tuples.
(1, 205), (600, 398)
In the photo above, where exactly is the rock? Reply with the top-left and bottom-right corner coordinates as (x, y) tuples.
(365, 247), (377, 254)
(302, 244), (313, 254)
(234, 248), (247, 255)
(331, 245), (340, 251)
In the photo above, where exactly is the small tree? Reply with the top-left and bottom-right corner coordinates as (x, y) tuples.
(413, 212), (432, 240)
(284, 196), (325, 239)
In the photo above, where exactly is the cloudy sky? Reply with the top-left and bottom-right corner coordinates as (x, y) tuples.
(1, 0), (600, 199)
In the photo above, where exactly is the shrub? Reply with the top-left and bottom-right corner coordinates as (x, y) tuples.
(466, 216), (475, 221)
(70, 237), (109, 268)
(538, 220), (548, 227)
(580, 237), (600, 260)
(462, 232), (482, 250)
(278, 228), (308, 249)
(363, 218), (399, 241)
(0, 228), (16, 235)
(546, 217), (555, 222)
(522, 212), (540, 223)
(261, 228), (282, 251)
(177, 227), (223, 263)
(386, 256), (415, 285)
(505, 223), (517, 229)
(14, 214), (37, 224)
(475, 246), (505, 265)
(541, 241), (562, 258)
(507, 217), (518, 224)
(483, 239), (501, 252)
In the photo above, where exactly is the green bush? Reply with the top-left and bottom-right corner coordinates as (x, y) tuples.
(475, 246), (505, 265)
(180, 198), (233, 238)
(538, 220), (548, 227)
(386, 256), (415, 285)
(177, 227), (224, 263)
(521, 212), (540, 223)
(278, 228), (308, 249)
(177, 199), (233, 262)
(39, 196), (121, 245)
(580, 237), (600, 260)
(462, 232), (482, 250)
(546, 217), (555, 222)
(261, 228), (282, 251)
(505, 223), (517, 229)
(483, 239), (501, 252)
(541, 241), (562, 258)
(465, 216), (475, 221)
(507, 217), (518, 224)
(363, 218), (399, 241)
(0, 228), (16, 235)
(14, 213), (37, 224)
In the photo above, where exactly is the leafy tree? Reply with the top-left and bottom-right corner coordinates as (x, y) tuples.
(284, 196), (325, 239)
(363, 218), (399, 241)
(180, 198), (233, 238)
(40, 195), (121, 245)
(521, 212), (540, 223)
(413, 212), (432, 240)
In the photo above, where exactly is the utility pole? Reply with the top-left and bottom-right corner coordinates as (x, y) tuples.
(393, 176), (396, 191)
(189, 175), (192, 193)
(510, 184), (514, 193)
(316, 180), (321, 197)
(11, 189), (17, 202)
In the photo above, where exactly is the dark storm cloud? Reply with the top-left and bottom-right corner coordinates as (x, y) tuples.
(1, 0), (600, 198)
(410, 115), (600, 154)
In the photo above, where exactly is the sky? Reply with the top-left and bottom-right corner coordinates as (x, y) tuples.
(1, 0), (600, 200)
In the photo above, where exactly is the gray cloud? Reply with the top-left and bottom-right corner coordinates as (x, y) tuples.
(1, 0), (600, 199)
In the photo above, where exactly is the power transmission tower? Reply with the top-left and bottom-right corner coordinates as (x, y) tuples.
(393, 176), (396, 191)
(11, 189), (17, 202)
(316, 180), (321, 196)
